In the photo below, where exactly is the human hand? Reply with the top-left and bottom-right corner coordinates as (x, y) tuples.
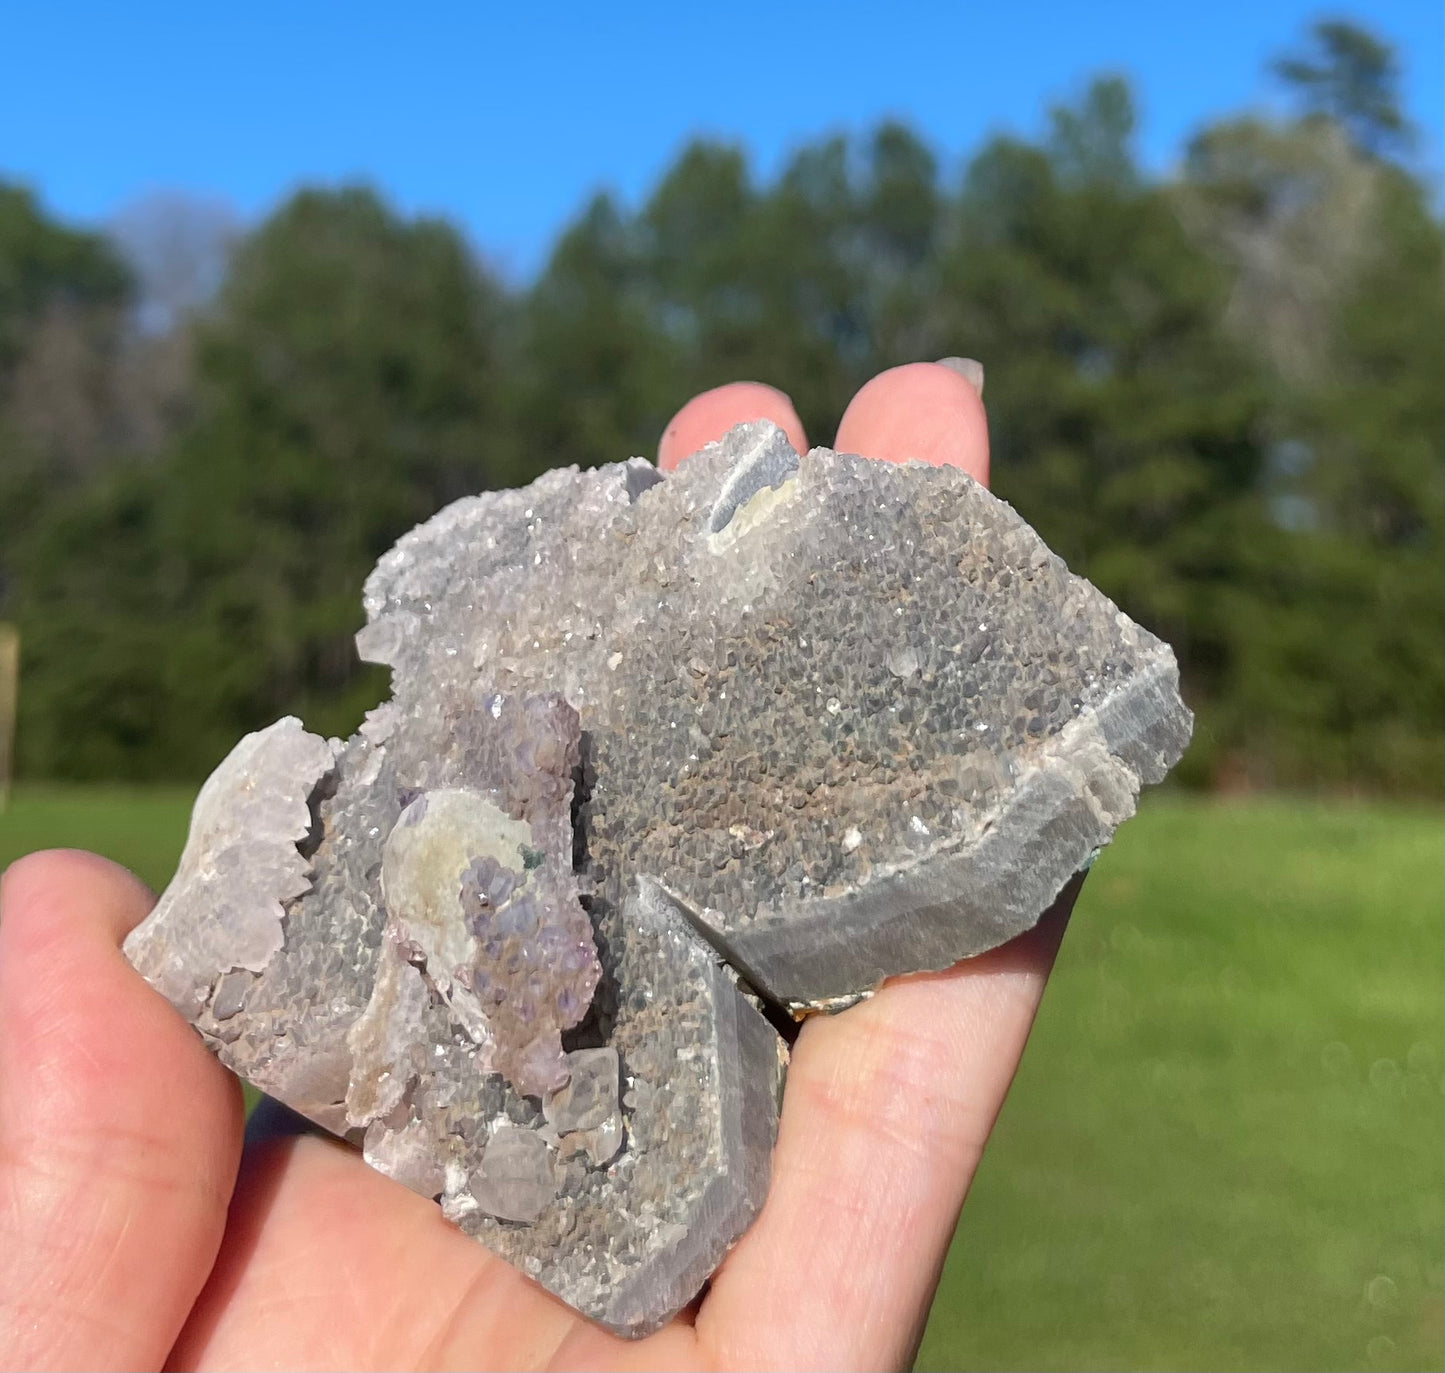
(0, 363), (1071, 1371)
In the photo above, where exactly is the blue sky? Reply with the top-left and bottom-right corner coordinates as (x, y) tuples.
(4, 0), (1441, 281)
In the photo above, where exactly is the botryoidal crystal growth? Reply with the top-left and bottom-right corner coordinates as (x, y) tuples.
(124, 420), (1191, 1336)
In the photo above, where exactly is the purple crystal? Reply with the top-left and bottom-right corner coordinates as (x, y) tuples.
(378, 786), (600, 1097)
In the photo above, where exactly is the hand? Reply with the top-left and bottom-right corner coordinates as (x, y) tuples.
(0, 363), (1068, 1372)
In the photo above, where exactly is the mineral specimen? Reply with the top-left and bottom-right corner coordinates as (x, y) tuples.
(123, 419), (1191, 1336)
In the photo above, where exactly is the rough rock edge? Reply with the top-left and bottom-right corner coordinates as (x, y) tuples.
(704, 655), (1192, 1008)
(597, 880), (783, 1337)
(122, 717), (337, 1019)
(359, 458), (662, 626)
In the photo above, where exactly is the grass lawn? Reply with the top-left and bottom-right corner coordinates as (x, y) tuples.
(1, 784), (196, 890)
(3, 789), (1441, 1370)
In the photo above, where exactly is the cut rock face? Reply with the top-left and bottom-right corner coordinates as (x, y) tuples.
(123, 420), (1190, 1336)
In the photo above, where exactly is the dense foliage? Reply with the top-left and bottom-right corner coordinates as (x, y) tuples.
(1, 23), (1439, 788)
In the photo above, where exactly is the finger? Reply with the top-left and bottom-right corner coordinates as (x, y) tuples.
(698, 883), (1080, 1371)
(935, 356), (985, 396)
(657, 382), (808, 471)
(0, 850), (243, 1371)
(177, 1132), (711, 1371)
(834, 361), (990, 484)
(171, 1132), (615, 1371)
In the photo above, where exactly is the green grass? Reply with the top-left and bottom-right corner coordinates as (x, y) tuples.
(919, 797), (1444, 1372)
(0, 783), (195, 890)
(2, 789), (1441, 1369)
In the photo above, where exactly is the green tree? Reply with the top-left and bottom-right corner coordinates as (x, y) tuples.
(14, 187), (518, 777)
(0, 184), (133, 610)
(1272, 18), (1410, 158)
(516, 123), (951, 461)
(1228, 161), (1444, 789)
(0, 183), (131, 378)
(930, 79), (1268, 784)
(11, 18), (1438, 793)
(1176, 24), (1444, 788)
(516, 192), (675, 471)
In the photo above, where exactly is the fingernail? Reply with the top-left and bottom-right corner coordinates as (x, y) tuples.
(935, 357), (984, 397)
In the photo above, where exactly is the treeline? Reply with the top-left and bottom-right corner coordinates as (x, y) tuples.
(1, 21), (1440, 790)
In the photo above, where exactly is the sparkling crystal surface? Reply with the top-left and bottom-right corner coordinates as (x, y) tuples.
(123, 420), (1191, 1336)
(361, 421), (1192, 1006)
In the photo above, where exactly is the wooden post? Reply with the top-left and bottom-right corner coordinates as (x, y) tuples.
(0, 624), (16, 811)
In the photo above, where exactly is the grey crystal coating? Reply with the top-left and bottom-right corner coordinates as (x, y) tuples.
(123, 418), (1190, 1337)
(125, 633), (784, 1337)
(361, 420), (1192, 1007)
(438, 879), (782, 1335)
(544, 1048), (620, 1135)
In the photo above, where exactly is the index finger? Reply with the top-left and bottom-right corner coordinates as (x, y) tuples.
(0, 851), (242, 1371)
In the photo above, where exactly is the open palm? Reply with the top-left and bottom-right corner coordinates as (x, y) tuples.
(0, 363), (1073, 1372)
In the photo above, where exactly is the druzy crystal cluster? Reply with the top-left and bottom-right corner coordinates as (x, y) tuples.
(124, 421), (1191, 1335)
